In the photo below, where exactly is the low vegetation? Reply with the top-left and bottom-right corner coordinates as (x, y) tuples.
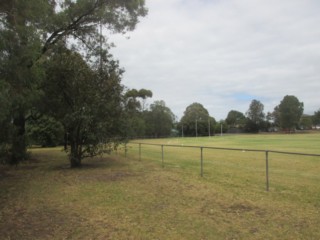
(1, 133), (320, 239)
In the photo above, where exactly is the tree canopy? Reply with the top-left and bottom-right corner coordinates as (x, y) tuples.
(144, 100), (176, 138)
(246, 99), (265, 124)
(312, 109), (320, 126)
(225, 110), (246, 128)
(245, 99), (265, 132)
(278, 95), (304, 131)
(123, 88), (153, 138)
(0, 0), (147, 166)
(180, 103), (215, 137)
(43, 47), (124, 167)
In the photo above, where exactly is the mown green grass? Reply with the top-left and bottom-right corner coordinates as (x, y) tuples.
(0, 133), (320, 239)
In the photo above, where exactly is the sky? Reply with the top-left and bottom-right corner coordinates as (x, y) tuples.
(109, 0), (320, 121)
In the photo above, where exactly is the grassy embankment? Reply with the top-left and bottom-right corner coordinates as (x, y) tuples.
(0, 133), (319, 239)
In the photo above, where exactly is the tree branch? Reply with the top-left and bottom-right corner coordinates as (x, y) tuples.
(41, 0), (103, 56)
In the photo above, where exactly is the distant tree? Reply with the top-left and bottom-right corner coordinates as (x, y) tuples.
(299, 115), (313, 130)
(125, 88), (153, 112)
(214, 120), (227, 134)
(270, 106), (281, 128)
(245, 99), (265, 132)
(313, 109), (320, 126)
(225, 110), (246, 128)
(138, 89), (153, 111)
(144, 100), (175, 138)
(180, 103), (215, 136)
(124, 88), (153, 138)
(246, 99), (265, 125)
(278, 95), (304, 131)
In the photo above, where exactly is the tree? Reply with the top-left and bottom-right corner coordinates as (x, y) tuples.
(43, 48), (124, 167)
(225, 110), (245, 128)
(270, 105), (280, 128)
(144, 100), (175, 138)
(137, 88), (153, 111)
(278, 95), (304, 131)
(245, 99), (265, 132)
(124, 88), (153, 138)
(313, 109), (320, 126)
(180, 103), (215, 137)
(246, 99), (265, 125)
(0, 0), (147, 164)
(125, 88), (153, 113)
(0, 0), (49, 164)
(299, 115), (313, 130)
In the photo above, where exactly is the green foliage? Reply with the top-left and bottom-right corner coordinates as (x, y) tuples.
(0, 0), (48, 164)
(180, 102), (216, 136)
(123, 88), (153, 138)
(0, 0), (147, 165)
(313, 109), (320, 126)
(214, 120), (227, 134)
(244, 118), (260, 133)
(267, 106), (280, 129)
(246, 99), (265, 124)
(26, 115), (64, 147)
(144, 100), (175, 138)
(41, 0), (147, 57)
(245, 99), (265, 132)
(299, 115), (313, 130)
(125, 88), (153, 112)
(225, 110), (245, 128)
(43, 48), (124, 167)
(278, 95), (304, 130)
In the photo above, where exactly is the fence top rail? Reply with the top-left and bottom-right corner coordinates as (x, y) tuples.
(268, 150), (320, 157)
(129, 142), (320, 157)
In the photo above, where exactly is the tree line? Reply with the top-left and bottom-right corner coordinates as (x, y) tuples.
(178, 96), (319, 137)
(170, 96), (319, 137)
(89, 94), (319, 139)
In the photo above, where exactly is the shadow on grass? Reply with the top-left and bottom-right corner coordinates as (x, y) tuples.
(51, 156), (129, 171)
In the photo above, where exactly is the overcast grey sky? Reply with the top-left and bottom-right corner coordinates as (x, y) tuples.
(110, 0), (320, 120)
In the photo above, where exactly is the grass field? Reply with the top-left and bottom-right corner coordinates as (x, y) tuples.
(0, 133), (320, 239)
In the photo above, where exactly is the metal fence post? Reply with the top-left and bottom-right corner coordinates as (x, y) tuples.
(139, 143), (141, 161)
(161, 145), (164, 168)
(265, 150), (269, 191)
(200, 147), (203, 177)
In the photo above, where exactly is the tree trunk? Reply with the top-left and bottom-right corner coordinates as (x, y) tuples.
(69, 141), (82, 168)
(70, 156), (82, 168)
(64, 131), (68, 150)
(11, 112), (27, 165)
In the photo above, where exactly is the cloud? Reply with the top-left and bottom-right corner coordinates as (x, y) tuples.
(110, 0), (320, 120)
